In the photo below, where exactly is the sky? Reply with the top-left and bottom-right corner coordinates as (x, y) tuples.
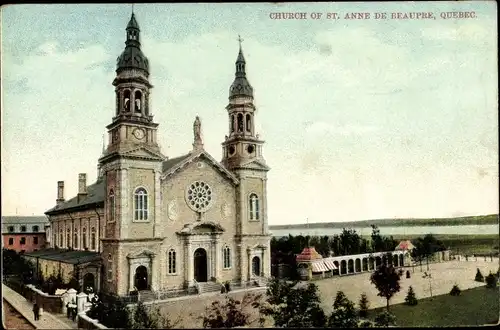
(1, 2), (498, 225)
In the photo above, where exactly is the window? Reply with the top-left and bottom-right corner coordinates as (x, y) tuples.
(249, 194), (260, 220)
(33, 237), (38, 245)
(67, 229), (71, 249)
(83, 228), (88, 249)
(74, 230), (78, 249)
(108, 190), (116, 222)
(32, 225), (39, 233)
(134, 188), (148, 221)
(237, 113), (244, 132)
(59, 229), (63, 247)
(246, 114), (251, 132)
(8, 226), (14, 233)
(168, 249), (176, 274)
(91, 227), (96, 250)
(20, 226), (26, 232)
(107, 254), (113, 281)
(20, 237), (26, 245)
(223, 246), (231, 269)
(8, 238), (13, 245)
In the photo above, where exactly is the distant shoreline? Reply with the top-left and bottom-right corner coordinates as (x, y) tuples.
(269, 214), (499, 230)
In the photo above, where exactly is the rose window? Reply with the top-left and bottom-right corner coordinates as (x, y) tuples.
(186, 181), (213, 212)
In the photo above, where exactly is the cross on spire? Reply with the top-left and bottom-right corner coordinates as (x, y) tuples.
(238, 35), (244, 48)
(132, 3), (134, 14)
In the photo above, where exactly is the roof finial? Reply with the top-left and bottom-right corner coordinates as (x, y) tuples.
(132, 3), (135, 15)
(192, 116), (204, 152)
(238, 34), (244, 49)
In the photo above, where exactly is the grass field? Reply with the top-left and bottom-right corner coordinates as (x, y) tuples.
(368, 286), (499, 327)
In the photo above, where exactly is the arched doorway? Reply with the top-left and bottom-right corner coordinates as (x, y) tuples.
(340, 260), (347, 275)
(134, 266), (148, 291)
(83, 273), (95, 293)
(194, 248), (208, 282)
(252, 256), (261, 276)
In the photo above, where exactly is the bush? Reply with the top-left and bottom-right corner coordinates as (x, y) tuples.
(485, 272), (497, 288)
(358, 319), (375, 327)
(475, 268), (484, 282)
(450, 284), (461, 296)
(358, 293), (369, 318)
(374, 310), (396, 327)
(404, 286), (418, 306)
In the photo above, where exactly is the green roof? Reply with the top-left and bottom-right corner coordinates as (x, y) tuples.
(45, 179), (105, 215)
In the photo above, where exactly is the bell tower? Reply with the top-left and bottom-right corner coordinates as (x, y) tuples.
(103, 12), (162, 156)
(221, 36), (266, 170)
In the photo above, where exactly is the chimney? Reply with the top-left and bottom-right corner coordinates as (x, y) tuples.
(56, 181), (65, 205)
(78, 173), (87, 195)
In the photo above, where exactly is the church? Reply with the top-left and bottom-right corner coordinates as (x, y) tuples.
(37, 13), (271, 297)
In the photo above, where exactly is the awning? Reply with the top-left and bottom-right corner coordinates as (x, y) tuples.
(311, 261), (328, 273)
(323, 259), (337, 270)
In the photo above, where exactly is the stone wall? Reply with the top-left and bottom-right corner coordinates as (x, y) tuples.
(77, 313), (108, 329)
(24, 284), (63, 314)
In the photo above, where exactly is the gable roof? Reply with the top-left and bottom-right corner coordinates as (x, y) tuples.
(2, 216), (49, 224)
(162, 153), (192, 172)
(45, 179), (105, 215)
(161, 150), (239, 185)
(24, 248), (101, 264)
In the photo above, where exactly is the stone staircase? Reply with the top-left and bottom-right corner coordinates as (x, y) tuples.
(197, 281), (222, 294)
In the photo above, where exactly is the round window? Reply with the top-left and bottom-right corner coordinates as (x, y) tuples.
(185, 181), (214, 212)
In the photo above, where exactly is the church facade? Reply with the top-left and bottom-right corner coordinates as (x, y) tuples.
(44, 13), (271, 296)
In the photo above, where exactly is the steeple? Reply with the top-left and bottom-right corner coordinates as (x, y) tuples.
(116, 12), (149, 75)
(229, 35), (253, 99)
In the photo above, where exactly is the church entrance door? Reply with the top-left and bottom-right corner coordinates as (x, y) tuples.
(194, 248), (208, 282)
(134, 265), (149, 291)
(252, 256), (261, 276)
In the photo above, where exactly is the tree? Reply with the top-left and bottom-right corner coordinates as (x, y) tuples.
(88, 294), (133, 329)
(328, 291), (359, 328)
(485, 272), (497, 288)
(374, 310), (396, 327)
(404, 286), (418, 306)
(370, 225), (385, 253)
(358, 293), (369, 318)
(340, 228), (362, 255)
(201, 293), (263, 328)
(259, 278), (326, 327)
(370, 262), (402, 311)
(450, 284), (461, 296)
(475, 268), (484, 282)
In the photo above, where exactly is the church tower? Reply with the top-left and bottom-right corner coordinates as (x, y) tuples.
(222, 38), (271, 282)
(99, 13), (165, 295)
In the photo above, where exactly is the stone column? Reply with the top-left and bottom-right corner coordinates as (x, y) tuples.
(153, 170), (161, 238)
(262, 178), (268, 234)
(186, 240), (194, 287)
(150, 255), (157, 291)
(128, 260), (135, 292)
(247, 248), (252, 280)
(213, 237), (220, 280)
(120, 168), (129, 239)
(262, 247), (269, 277)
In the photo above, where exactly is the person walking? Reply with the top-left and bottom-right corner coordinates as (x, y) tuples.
(33, 303), (40, 321)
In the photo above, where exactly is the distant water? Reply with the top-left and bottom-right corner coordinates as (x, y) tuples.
(270, 224), (499, 237)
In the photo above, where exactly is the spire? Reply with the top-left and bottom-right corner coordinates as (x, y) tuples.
(192, 116), (204, 151)
(116, 12), (149, 74)
(229, 35), (253, 99)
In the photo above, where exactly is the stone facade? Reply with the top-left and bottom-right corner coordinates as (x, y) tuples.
(44, 13), (271, 297)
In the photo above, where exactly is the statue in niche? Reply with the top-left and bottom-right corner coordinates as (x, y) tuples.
(135, 98), (141, 112)
(124, 98), (130, 112)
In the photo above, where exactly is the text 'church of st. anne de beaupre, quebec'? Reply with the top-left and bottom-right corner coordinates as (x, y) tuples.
(27, 13), (271, 297)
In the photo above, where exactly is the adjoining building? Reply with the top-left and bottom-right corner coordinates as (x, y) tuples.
(2, 216), (49, 253)
(35, 12), (271, 297)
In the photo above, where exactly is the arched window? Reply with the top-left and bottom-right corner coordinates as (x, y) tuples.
(231, 114), (235, 132)
(134, 188), (148, 221)
(223, 246), (231, 269)
(246, 114), (251, 132)
(123, 90), (131, 112)
(168, 249), (176, 274)
(249, 194), (260, 221)
(67, 229), (71, 248)
(134, 90), (142, 113)
(237, 113), (244, 132)
(91, 227), (96, 250)
(32, 225), (39, 232)
(83, 227), (87, 249)
(74, 229), (78, 249)
(108, 190), (115, 222)
(59, 229), (63, 247)
(107, 254), (113, 281)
